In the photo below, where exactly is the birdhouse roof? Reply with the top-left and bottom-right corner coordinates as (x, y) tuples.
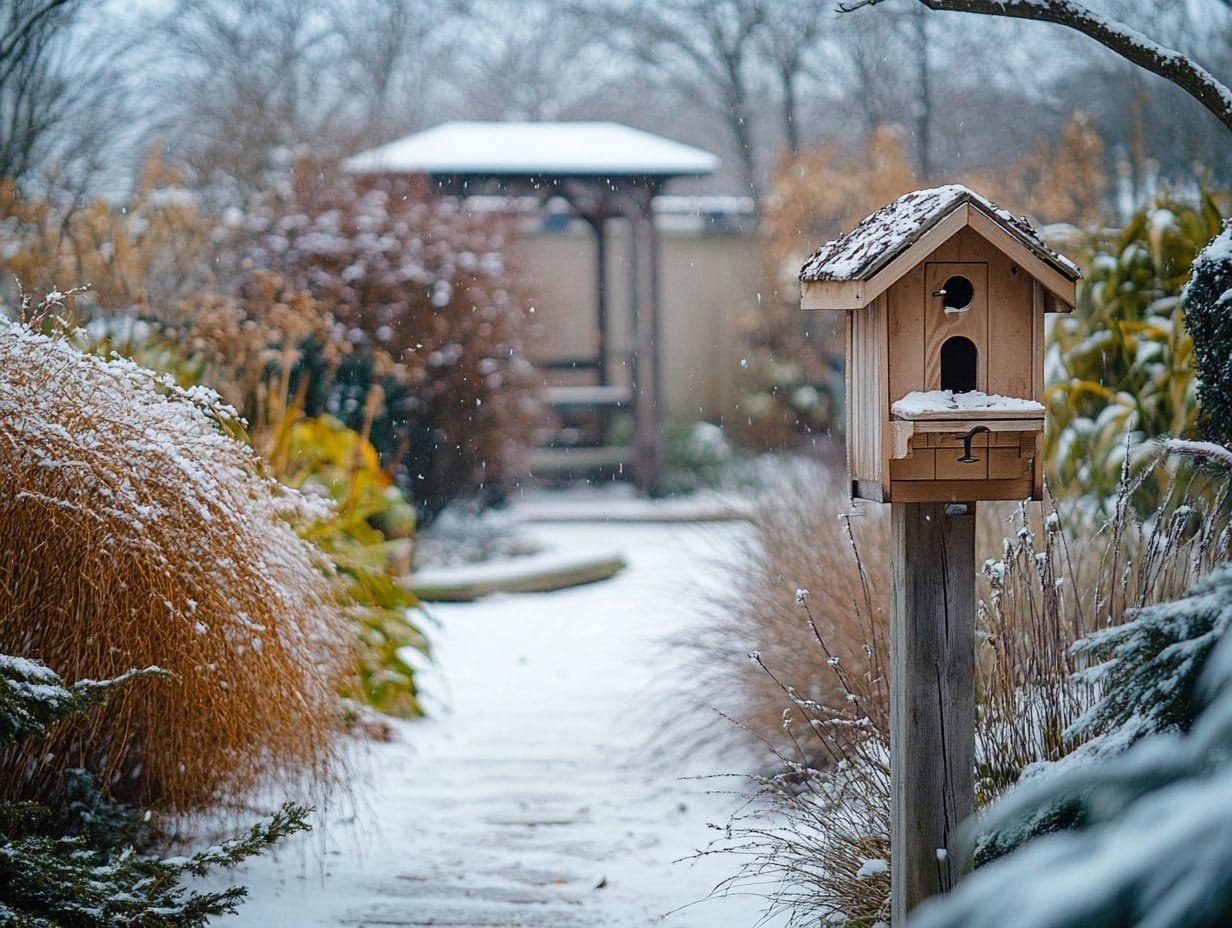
(799, 185), (1081, 310)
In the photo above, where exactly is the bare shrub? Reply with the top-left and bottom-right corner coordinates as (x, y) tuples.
(978, 462), (1232, 799)
(708, 592), (892, 928)
(699, 458), (889, 765)
(232, 166), (542, 521)
(0, 306), (350, 815)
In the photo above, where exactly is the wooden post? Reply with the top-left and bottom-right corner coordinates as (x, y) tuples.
(626, 194), (664, 496)
(890, 500), (976, 924)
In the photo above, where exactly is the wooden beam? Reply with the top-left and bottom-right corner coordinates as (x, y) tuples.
(800, 279), (866, 309)
(891, 501), (976, 923)
(889, 477), (1033, 502)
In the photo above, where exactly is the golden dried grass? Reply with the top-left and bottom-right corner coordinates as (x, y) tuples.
(0, 312), (350, 814)
(700, 458), (890, 764)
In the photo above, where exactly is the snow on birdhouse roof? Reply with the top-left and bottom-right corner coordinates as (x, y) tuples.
(343, 121), (719, 179)
(798, 185), (1082, 283)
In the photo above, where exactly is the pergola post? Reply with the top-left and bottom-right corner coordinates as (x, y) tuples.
(579, 211), (611, 387)
(623, 184), (665, 496)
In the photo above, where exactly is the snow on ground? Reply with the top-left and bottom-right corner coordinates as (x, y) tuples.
(199, 515), (780, 927)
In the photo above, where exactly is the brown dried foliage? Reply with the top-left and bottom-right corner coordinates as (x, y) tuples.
(0, 145), (220, 316)
(734, 129), (920, 449)
(708, 460), (890, 764)
(0, 308), (351, 815)
(967, 112), (1110, 227)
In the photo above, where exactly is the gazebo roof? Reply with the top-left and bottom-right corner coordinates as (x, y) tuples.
(342, 120), (719, 180)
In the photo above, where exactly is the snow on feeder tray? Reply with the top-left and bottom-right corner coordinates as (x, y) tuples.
(798, 184), (1081, 503)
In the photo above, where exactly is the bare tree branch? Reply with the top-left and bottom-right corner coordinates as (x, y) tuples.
(839, 0), (1232, 134)
(0, 0), (74, 69)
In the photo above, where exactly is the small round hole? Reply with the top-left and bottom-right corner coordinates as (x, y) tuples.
(939, 275), (974, 312)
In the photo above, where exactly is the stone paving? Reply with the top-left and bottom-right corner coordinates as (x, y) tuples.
(205, 521), (778, 928)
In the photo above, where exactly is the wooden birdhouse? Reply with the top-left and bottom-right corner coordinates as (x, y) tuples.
(799, 185), (1081, 503)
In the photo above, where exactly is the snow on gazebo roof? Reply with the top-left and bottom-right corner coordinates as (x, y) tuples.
(343, 121), (719, 179)
(798, 184), (1082, 284)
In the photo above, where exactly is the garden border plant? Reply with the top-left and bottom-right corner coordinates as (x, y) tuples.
(0, 654), (310, 926)
(700, 450), (1231, 927)
(0, 295), (351, 815)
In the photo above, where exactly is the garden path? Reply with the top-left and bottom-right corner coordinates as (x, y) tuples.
(204, 515), (778, 927)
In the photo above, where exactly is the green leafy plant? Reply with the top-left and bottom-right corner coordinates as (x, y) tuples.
(1045, 195), (1224, 506)
(275, 413), (428, 718)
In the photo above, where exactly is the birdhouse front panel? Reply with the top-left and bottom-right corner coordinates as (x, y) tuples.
(924, 261), (988, 394)
(798, 186), (1080, 505)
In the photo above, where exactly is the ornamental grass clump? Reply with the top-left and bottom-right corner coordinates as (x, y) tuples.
(0, 306), (350, 814)
(698, 457), (889, 764)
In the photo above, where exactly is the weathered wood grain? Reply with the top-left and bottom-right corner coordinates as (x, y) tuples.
(890, 501), (976, 924)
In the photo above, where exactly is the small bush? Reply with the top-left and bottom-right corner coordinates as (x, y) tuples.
(231, 165), (541, 521)
(0, 655), (310, 927)
(695, 458), (888, 766)
(1183, 220), (1232, 447)
(1045, 195), (1224, 507)
(74, 279), (431, 719)
(0, 306), (350, 814)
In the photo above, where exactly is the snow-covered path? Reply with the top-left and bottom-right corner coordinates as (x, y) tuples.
(205, 519), (777, 927)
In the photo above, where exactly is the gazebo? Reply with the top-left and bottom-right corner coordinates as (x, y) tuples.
(342, 121), (719, 494)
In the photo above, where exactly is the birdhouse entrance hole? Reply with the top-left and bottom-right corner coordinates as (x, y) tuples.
(938, 275), (974, 314)
(941, 336), (978, 393)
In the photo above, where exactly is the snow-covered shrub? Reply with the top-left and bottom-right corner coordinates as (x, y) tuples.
(1182, 220), (1232, 448)
(72, 279), (430, 719)
(0, 655), (309, 926)
(661, 419), (736, 495)
(0, 306), (350, 814)
(231, 165), (541, 522)
(914, 563), (1232, 928)
(1045, 195), (1223, 508)
(0, 166), (431, 719)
